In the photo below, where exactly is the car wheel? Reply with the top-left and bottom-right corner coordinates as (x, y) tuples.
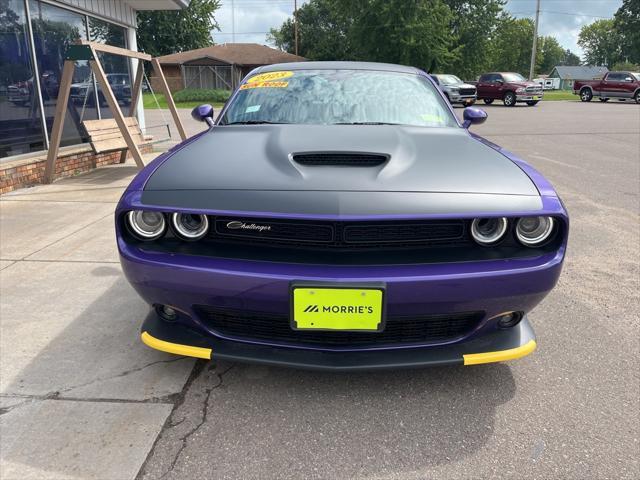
(483, 98), (494, 105)
(635, 91), (640, 104)
(526, 101), (539, 106)
(580, 88), (593, 102)
(599, 97), (609, 102)
(503, 91), (516, 107)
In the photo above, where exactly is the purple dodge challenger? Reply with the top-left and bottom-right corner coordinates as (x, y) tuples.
(116, 62), (568, 370)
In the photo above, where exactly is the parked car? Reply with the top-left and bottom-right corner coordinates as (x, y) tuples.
(473, 72), (543, 106)
(430, 74), (477, 106)
(573, 71), (640, 103)
(7, 80), (31, 105)
(70, 73), (131, 106)
(117, 62), (568, 370)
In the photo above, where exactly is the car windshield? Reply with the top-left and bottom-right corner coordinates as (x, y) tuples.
(436, 75), (463, 85)
(631, 72), (640, 81)
(502, 73), (526, 82)
(220, 69), (457, 128)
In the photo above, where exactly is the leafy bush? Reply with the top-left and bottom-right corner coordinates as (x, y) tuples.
(173, 88), (231, 103)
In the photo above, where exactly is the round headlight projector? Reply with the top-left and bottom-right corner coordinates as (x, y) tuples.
(126, 210), (166, 240)
(470, 217), (508, 245)
(171, 212), (209, 240)
(516, 216), (554, 246)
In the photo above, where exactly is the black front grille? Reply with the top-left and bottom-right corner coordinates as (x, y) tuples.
(212, 217), (466, 249)
(343, 222), (463, 244)
(459, 88), (476, 96)
(194, 305), (484, 349)
(293, 153), (388, 167)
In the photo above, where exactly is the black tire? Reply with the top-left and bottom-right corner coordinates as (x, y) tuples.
(599, 97), (609, 102)
(503, 91), (516, 107)
(483, 98), (494, 105)
(526, 101), (539, 106)
(635, 91), (640, 104)
(580, 88), (593, 102)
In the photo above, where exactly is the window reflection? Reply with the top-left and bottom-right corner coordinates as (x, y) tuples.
(89, 17), (131, 118)
(29, 0), (98, 148)
(0, 0), (45, 158)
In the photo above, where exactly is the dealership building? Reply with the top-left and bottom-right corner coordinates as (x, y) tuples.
(0, 0), (189, 192)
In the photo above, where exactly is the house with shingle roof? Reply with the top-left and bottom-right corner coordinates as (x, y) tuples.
(151, 43), (306, 92)
(548, 65), (609, 90)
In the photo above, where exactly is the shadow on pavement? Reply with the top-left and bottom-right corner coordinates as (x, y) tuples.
(147, 353), (517, 478)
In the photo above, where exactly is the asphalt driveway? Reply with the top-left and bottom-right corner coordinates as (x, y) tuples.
(1, 101), (638, 479)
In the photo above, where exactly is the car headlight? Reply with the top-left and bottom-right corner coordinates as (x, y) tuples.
(171, 212), (209, 240)
(516, 216), (555, 246)
(516, 87), (526, 93)
(126, 210), (166, 240)
(470, 217), (508, 245)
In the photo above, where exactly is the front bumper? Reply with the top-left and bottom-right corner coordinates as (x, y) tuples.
(516, 94), (543, 101)
(141, 308), (536, 370)
(449, 94), (477, 103)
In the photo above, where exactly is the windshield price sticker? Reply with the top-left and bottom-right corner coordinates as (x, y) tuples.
(240, 81), (289, 90)
(247, 71), (294, 83)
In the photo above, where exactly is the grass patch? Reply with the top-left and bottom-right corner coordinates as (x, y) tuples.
(542, 90), (578, 101)
(143, 91), (227, 110)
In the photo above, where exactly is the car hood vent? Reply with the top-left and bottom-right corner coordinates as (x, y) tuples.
(292, 153), (388, 167)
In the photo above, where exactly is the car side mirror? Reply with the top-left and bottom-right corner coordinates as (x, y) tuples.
(462, 107), (488, 128)
(496, 79), (504, 84)
(191, 104), (215, 127)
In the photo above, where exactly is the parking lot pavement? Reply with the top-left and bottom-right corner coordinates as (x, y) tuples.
(1, 101), (638, 479)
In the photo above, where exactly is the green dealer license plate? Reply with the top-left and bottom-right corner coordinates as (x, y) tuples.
(291, 286), (385, 331)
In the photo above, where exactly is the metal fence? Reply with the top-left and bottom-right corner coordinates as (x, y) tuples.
(183, 65), (233, 90)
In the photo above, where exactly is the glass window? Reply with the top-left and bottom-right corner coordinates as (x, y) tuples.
(0, 0), (45, 158)
(88, 17), (131, 118)
(502, 73), (526, 82)
(29, 0), (98, 148)
(435, 75), (463, 85)
(221, 70), (457, 128)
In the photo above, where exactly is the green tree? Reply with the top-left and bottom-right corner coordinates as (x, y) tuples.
(488, 15), (541, 76)
(268, 0), (351, 60)
(137, 0), (220, 57)
(442, 0), (505, 80)
(611, 61), (640, 71)
(614, 0), (640, 64)
(562, 49), (581, 66)
(343, 0), (457, 71)
(269, 0), (458, 71)
(538, 36), (565, 74)
(578, 19), (621, 66)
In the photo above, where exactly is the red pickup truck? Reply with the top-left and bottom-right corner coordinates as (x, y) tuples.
(574, 71), (640, 103)
(473, 72), (543, 107)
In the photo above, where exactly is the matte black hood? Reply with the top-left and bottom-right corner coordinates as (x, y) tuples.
(145, 125), (537, 196)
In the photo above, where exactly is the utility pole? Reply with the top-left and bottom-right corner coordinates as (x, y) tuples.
(529, 0), (541, 80)
(294, 0), (299, 56)
(231, 0), (235, 43)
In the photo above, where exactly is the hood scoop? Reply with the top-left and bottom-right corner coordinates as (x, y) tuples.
(292, 152), (389, 167)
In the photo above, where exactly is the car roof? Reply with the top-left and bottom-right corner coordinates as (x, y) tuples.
(254, 61), (422, 75)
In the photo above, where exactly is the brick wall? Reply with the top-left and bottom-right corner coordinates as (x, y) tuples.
(0, 143), (152, 195)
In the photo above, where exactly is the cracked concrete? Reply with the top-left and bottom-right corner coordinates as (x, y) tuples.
(0, 156), (197, 479)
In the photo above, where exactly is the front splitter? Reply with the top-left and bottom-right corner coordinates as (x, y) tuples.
(141, 309), (536, 371)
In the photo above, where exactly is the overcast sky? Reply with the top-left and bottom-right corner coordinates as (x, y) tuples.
(212, 0), (622, 58)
